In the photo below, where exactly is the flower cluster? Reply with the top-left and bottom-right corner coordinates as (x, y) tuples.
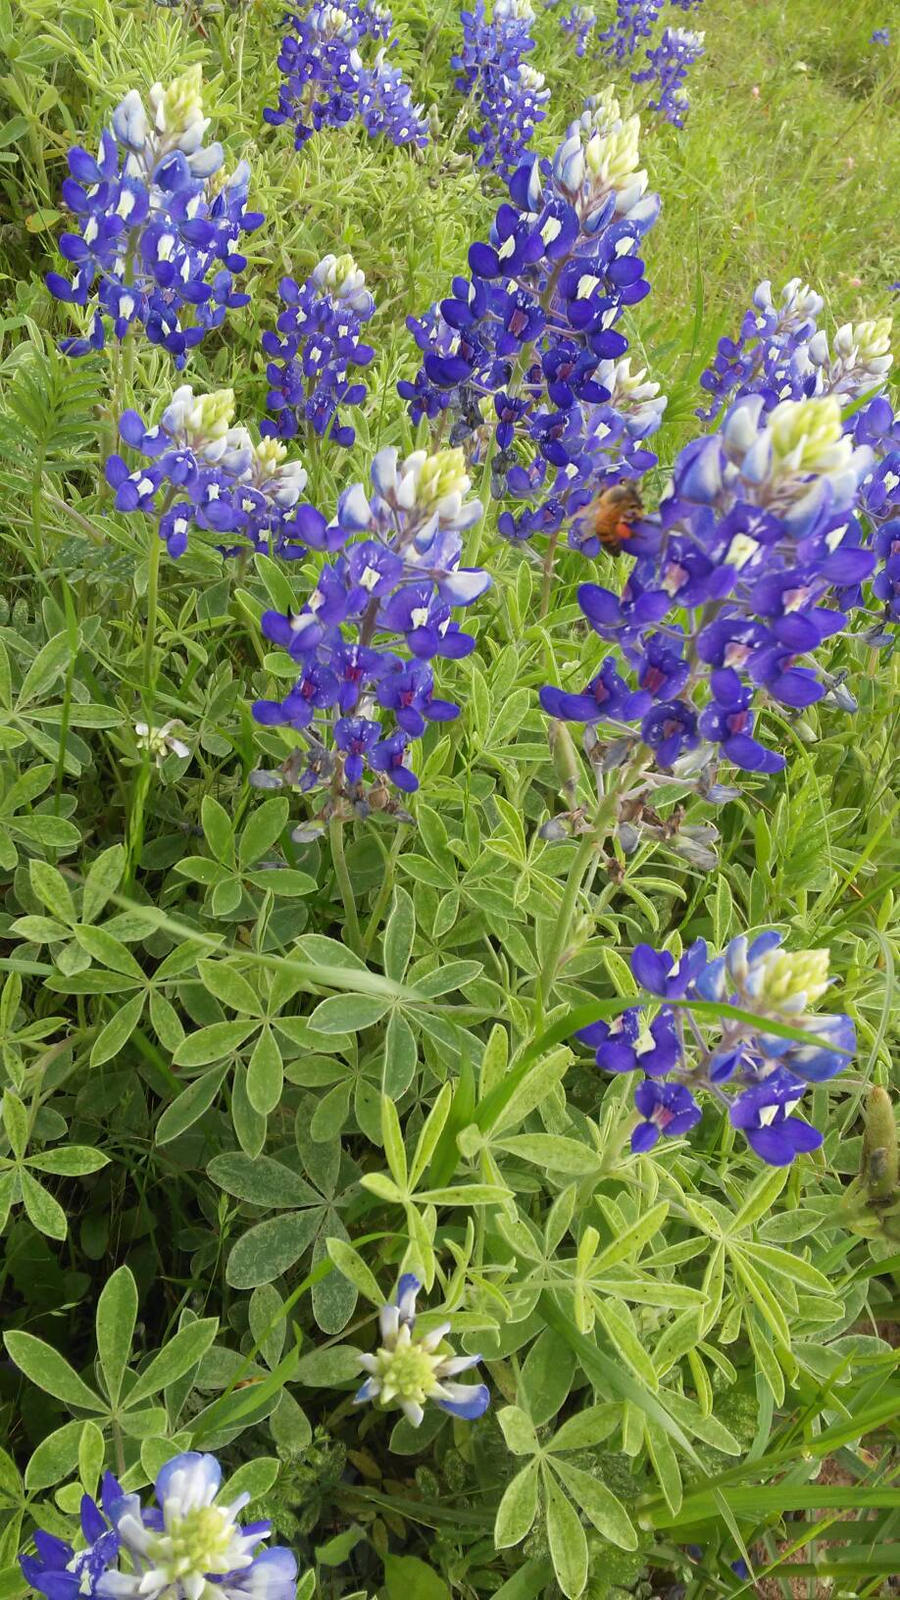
(871, 27), (890, 46)
(264, 0), (427, 151)
(400, 95), (666, 550)
(600, 0), (662, 62)
(561, 4), (597, 57)
(251, 446), (489, 808)
(261, 253), (376, 448)
(453, 0), (549, 178)
(578, 934), (855, 1164)
(107, 386), (309, 557)
(540, 391), (877, 779)
(47, 67), (263, 366)
(20, 1454), (297, 1600)
(699, 280), (894, 420)
(697, 282), (899, 629)
(355, 1274), (490, 1426)
(632, 26), (705, 127)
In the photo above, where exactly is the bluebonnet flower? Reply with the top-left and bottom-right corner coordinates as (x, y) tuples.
(454, 0), (548, 178)
(599, 0), (662, 61)
(264, 1), (426, 151)
(251, 447), (489, 808)
(561, 5), (597, 58)
(107, 386), (309, 557)
(21, 1477), (120, 1598)
(577, 932), (855, 1163)
(632, 26), (705, 127)
(540, 391), (876, 780)
(871, 27), (890, 45)
(354, 1274), (490, 1426)
(359, 47), (429, 144)
(401, 96), (665, 550)
(95, 1452), (296, 1600)
(697, 284), (898, 636)
(261, 253), (375, 448)
(47, 67), (263, 366)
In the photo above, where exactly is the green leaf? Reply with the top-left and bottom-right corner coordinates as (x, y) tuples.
(4, 1332), (103, 1410)
(82, 845), (126, 924)
(295, 1345), (361, 1385)
(409, 1082), (452, 1188)
(496, 1406), (538, 1457)
(308, 994), (393, 1033)
(29, 860), (75, 924)
(26, 1147), (109, 1176)
(223, 1456), (281, 1503)
(494, 1460), (539, 1548)
(238, 798), (289, 869)
(381, 1094), (408, 1190)
(549, 1459), (637, 1551)
(78, 1421), (105, 1496)
(518, 1328), (576, 1426)
(73, 926), (144, 980)
(383, 887), (415, 982)
(326, 1236), (384, 1306)
(246, 1027), (283, 1117)
(20, 1169), (67, 1240)
(226, 1210), (321, 1289)
(1, 1091), (27, 1161)
(382, 1009), (418, 1099)
(173, 1021), (256, 1068)
(497, 1134), (598, 1176)
(16, 631), (72, 706)
(125, 1319), (218, 1408)
(24, 1421), (84, 1491)
(543, 1466), (588, 1599)
(207, 1153), (318, 1209)
(546, 1407), (618, 1452)
(383, 1554), (450, 1600)
(155, 1064), (229, 1145)
(201, 795), (235, 867)
(197, 960), (262, 1017)
(90, 991), (145, 1067)
(96, 1266), (138, 1408)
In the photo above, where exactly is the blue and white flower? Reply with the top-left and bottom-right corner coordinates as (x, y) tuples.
(354, 1274), (490, 1427)
(97, 1453), (296, 1600)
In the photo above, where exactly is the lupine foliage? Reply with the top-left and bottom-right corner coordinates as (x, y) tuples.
(1, 0), (899, 1597)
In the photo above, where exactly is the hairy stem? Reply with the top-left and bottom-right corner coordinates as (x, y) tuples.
(329, 815), (363, 954)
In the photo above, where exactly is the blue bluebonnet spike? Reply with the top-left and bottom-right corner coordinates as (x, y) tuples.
(575, 933), (856, 1166)
(355, 1276), (490, 1427)
(107, 387), (309, 558)
(251, 447), (489, 803)
(261, 254), (376, 449)
(47, 68), (262, 367)
(633, 26), (705, 127)
(600, 0), (662, 60)
(265, 1), (426, 150)
(400, 95), (665, 557)
(540, 386), (879, 779)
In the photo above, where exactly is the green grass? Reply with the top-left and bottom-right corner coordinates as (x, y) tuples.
(1, 2), (899, 1597)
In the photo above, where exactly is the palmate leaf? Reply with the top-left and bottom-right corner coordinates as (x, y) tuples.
(0, 347), (100, 473)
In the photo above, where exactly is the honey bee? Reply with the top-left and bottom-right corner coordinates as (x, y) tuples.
(581, 483), (644, 556)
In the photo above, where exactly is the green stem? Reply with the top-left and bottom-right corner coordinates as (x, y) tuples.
(31, 450), (46, 570)
(361, 829), (405, 959)
(539, 527), (560, 619)
(329, 816), (363, 954)
(142, 532), (163, 713)
(538, 836), (596, 1003)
